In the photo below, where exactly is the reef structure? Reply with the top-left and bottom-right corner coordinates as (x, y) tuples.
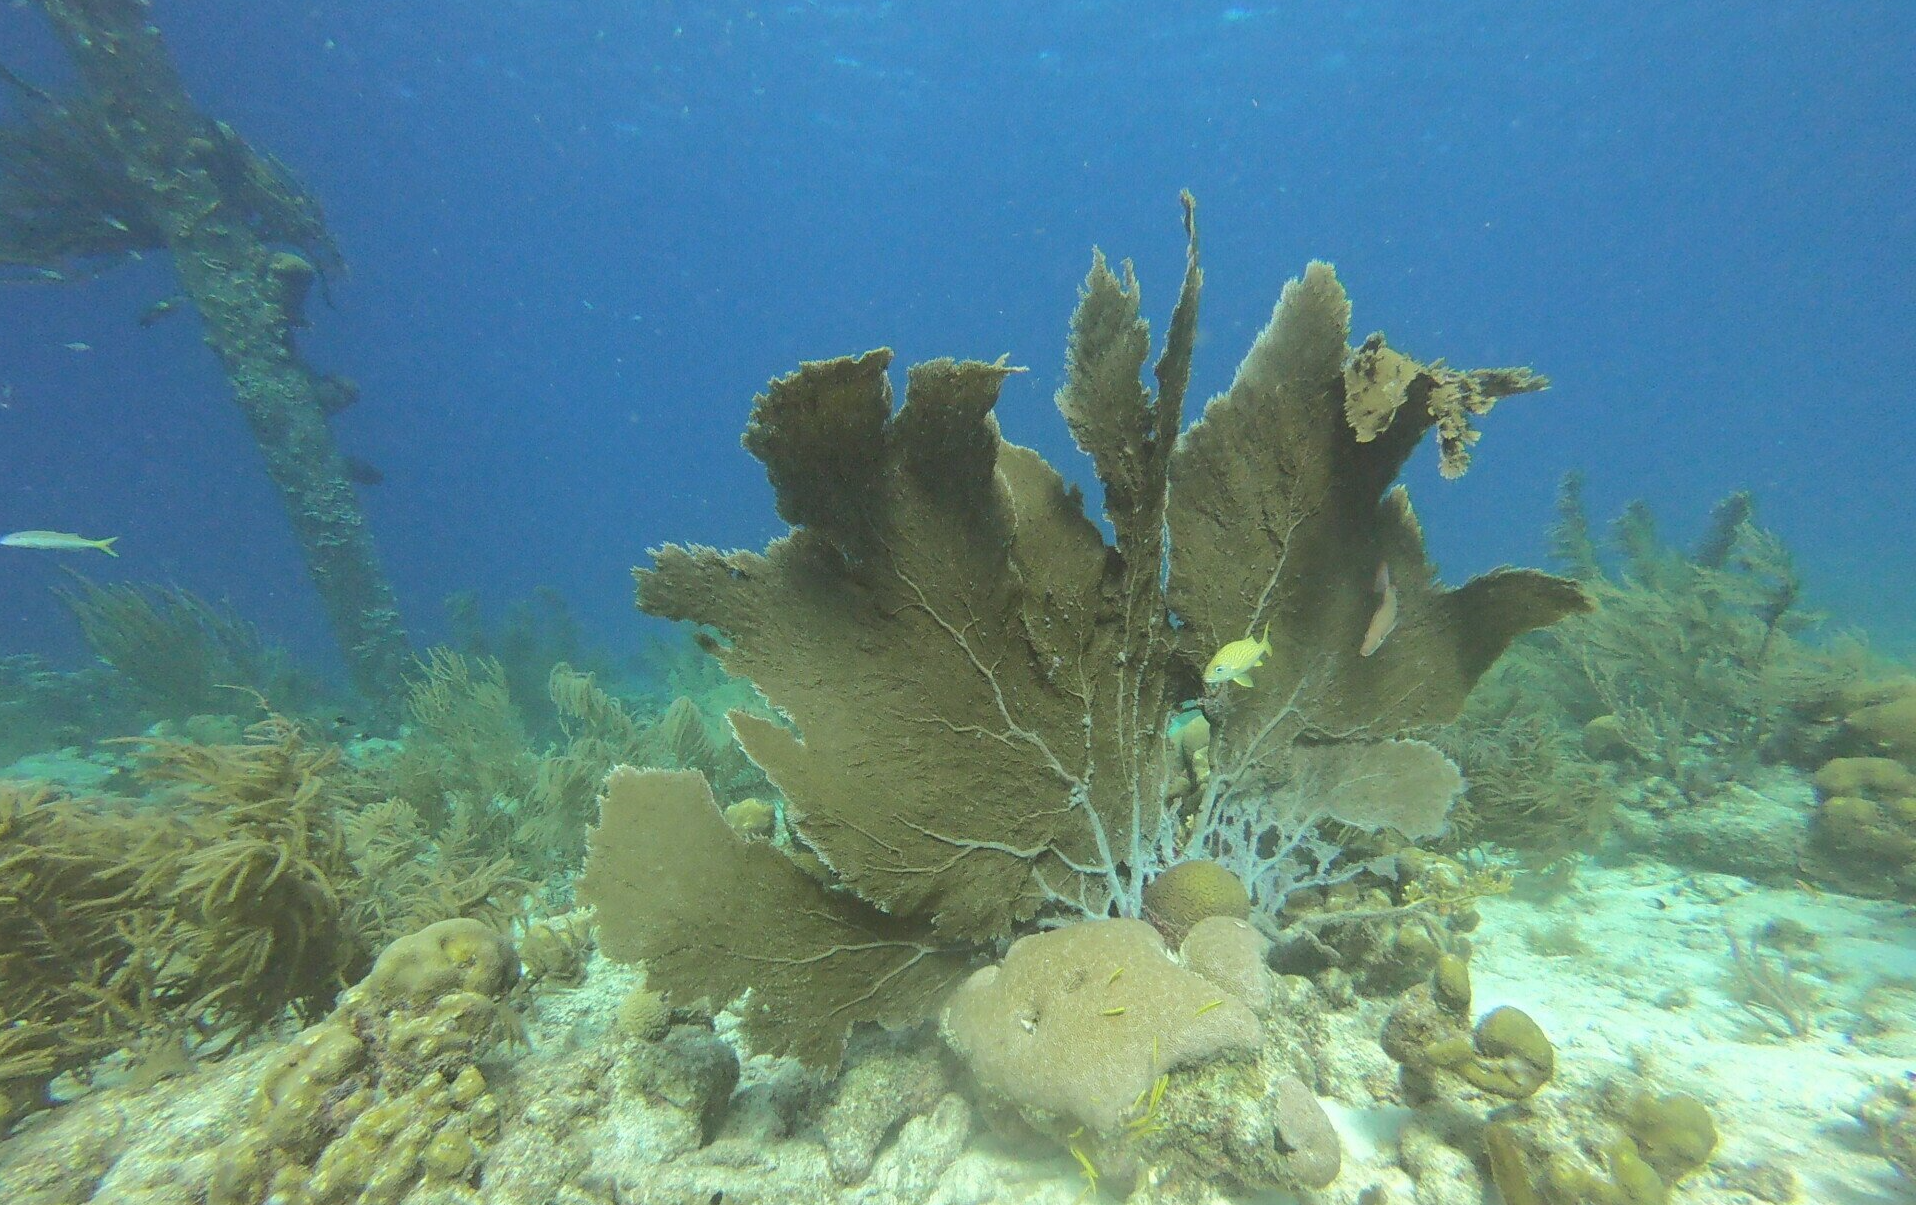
(582, 194), (1591, 1096)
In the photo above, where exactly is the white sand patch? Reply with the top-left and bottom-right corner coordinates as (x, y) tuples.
(1321, 1096), (1416, 1163)
(1469, 856), (1916, 1204)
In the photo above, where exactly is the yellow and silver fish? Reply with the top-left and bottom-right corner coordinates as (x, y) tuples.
(1204, 623), (1271, 688)
(2, 529), (119, 556)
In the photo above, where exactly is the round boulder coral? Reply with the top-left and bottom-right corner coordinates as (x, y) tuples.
(941, 919), (1261, 1136)
(1142, 859), (1250, 945)
(617, 984), (672, 1042)
(723, 796), (777, 839)
(940, 917), (1338, 1196)
(358, 917), (519, 1008)
(1810, 756), (1916, 897)
(1842, 678), (1916, 765)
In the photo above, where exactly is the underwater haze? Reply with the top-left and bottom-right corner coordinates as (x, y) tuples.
(4, 4), (1916, 1205)
(1, 1), (1910, 671)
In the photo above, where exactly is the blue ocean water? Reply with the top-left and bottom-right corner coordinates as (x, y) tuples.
(1, 0), (1911, 678)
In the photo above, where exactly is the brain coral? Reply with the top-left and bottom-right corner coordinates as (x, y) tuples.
(357, 917), (520, 1007)
(1141, 859), (1251, 945)
(1842, 678), (1916, 765)
(940, 917), (1261, 1135)
(1811, 756), (1916, 897)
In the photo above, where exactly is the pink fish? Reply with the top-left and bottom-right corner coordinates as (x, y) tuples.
(1359, 562), (1398, 657)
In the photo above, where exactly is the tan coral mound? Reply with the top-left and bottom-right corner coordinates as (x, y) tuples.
(1845, 679), (1916, 764)
(940, 917), (1261, 1134)
(1142, 859), (1251, 944)
(941, 916), (1340, 1196)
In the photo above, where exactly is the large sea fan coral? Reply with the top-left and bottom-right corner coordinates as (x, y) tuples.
(583, 199), (1588, 1068)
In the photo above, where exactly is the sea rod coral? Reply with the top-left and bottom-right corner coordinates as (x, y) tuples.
(581, 196), (1589, 1070)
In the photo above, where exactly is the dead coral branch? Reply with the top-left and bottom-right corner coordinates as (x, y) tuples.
(1725, 924), (1819, 1039)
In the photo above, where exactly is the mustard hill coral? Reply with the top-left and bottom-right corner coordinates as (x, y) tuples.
(1381, 953), (1715, 1205)
(206, 920), (519, 1205)
(1623, 1091), (1719, 1184)
(1809, 755), (1916, 898)
(1483, 1088), (1718, 1205)
(1838, 677), (1916, 765)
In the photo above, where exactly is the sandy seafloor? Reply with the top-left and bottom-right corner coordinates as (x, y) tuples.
(527, 842), (1916, 1205)
(1, 746), (1912, 1205)
(1459, 865), (1916, 1205)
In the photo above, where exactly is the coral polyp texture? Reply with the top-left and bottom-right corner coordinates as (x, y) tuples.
(939, 918), (1263, 1136)
(205, 919), (519, 1205)
(584, 198), (1589, 1072)
(1140, 858), (1252, 943)
(939, 915), (1341, 1197)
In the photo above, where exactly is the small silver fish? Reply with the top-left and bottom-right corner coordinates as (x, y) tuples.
(138, 295), (189, 327)
(2, 530), (119, 556)
(63, 341), (91, 352)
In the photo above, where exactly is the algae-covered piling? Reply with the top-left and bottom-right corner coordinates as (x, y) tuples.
(5, 0), (409, 708)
